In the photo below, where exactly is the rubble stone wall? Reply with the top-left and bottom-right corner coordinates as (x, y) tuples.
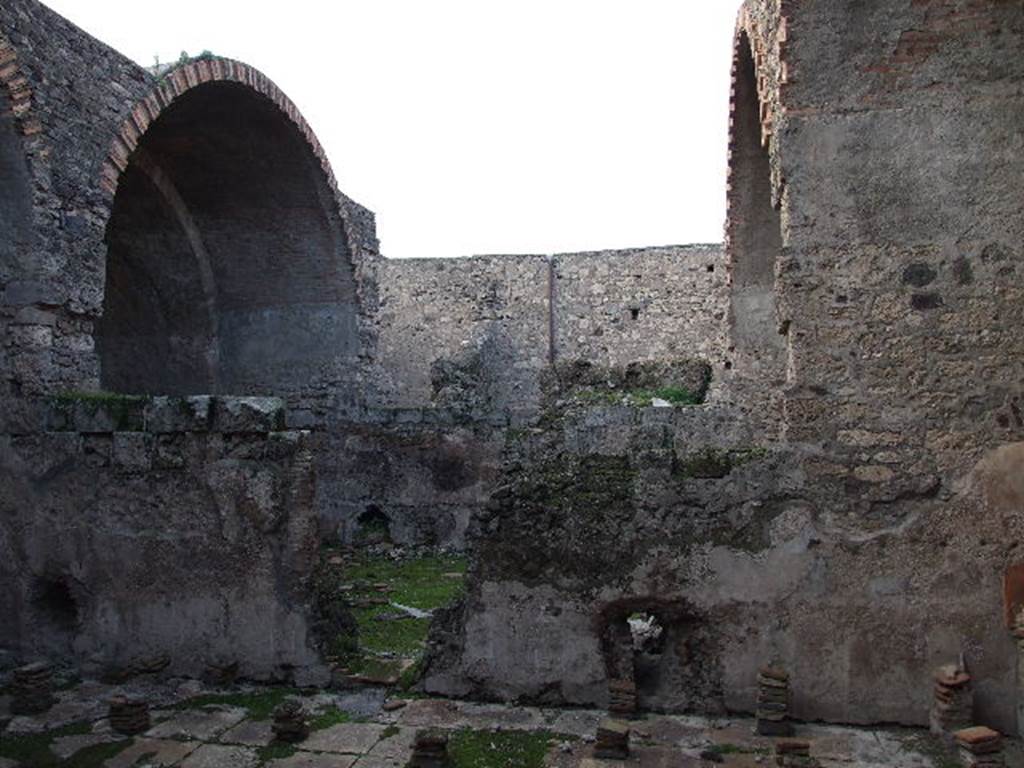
(0, 394), (327, 685)
(371, 245), (729, 414)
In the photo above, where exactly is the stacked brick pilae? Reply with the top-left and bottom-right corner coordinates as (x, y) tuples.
(608, 678), (637, 717)
(954, 726), (1004, 767)
(756, 666), (793, 736)
(11, 661), (55, 715)
(775, 739), (817, 767)
(108, 695), (150, 735)
(595, 718), (631, 759)
(271, 698), (309, 743)
(931, 663), (973, 736)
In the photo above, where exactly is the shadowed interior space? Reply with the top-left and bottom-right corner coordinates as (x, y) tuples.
(98, 81), (358, 396)
(727, 30), (785, 378)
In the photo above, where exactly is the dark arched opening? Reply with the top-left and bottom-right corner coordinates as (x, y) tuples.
(0, 87), (35, 289)
(32, 576), (81, 656)
(598, 598), (711, 714)
(98, 81), (358, 396)
(727, 30), (785, 378)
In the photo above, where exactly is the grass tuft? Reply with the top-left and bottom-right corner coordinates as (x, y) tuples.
(448, 729), (558, 768)
(175, 687), (300, 720)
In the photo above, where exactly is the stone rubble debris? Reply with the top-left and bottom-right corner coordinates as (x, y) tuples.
(756, 666), (794, 737)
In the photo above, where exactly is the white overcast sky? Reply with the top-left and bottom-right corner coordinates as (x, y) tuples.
(43, 1), (738, 259)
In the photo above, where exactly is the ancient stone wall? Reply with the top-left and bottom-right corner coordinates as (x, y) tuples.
(2, 0), (1023, 740)
(371, 254), (551, 416)
(0, 0), (378, 688)
(420, 0), (1024, 734)
(768, 0), (1024, 730)
(371, 245), (729, 415)
(0, 395), (327, 685)
(0, 0), (379, 422)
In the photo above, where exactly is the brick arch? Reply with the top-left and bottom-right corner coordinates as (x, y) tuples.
(724, 8), (789, 252)
(100, 57), (342, 207)
(96, 56), (361, 397)
(723, 8), (791, 381)
(0, 32), (42, 142)
(0, 31), (45, 287)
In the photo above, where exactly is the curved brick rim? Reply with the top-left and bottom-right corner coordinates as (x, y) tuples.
(0, 31), (47, 180)
(724, 7), (790, 251)
(0, 32), (39, 137)
(100, 57), (344, 212)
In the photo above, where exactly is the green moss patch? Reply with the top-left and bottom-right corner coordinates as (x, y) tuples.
(257, 742), (298, 762)
(176, 687), (300, 720)
(546, 358), (712, 409)
(308, 707), (353, 731)
(449, 729), (559, 768)
(704, 742), (769, 757)
(0, 723), (129, 768)
(51, 391), (150, 431)
(317, 551), (468, 683)
(674, 447), (769, 479)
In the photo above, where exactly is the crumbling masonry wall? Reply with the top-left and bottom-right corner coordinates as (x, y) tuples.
(0, 0), (377, 681)
(370, 245), (728, 415)
(0, 395), (327, 685)
(2, 0), (1023, 738)
(418, 0), (1024, 735)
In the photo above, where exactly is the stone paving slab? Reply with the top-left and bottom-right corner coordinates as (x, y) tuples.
(270, 754), (357, 768)
(180, 743), (259, 768)
(146, 706), (247, 740)
(51, 732), (120, 759)
(576, 745), (704, 767)
(458, 701), (548, 731)
(366, 725), (417, 760)
(301, 722), (387, 754)
(396, 698), (467, 728)
(543, 709), (606, 739)
(353, 756), (405, 768)
(104, 737), (201, 768)
(219, 717), (275, 746)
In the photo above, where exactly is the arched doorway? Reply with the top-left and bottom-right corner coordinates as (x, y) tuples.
(97, 69), (358, 397)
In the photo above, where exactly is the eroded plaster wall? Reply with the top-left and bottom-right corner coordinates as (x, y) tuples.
(0, 396), (327, 684)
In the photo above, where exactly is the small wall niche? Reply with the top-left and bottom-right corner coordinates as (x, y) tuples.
(356, 504), (392, 544)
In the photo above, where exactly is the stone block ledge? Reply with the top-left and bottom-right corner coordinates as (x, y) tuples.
(42, 394), (288, 435)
